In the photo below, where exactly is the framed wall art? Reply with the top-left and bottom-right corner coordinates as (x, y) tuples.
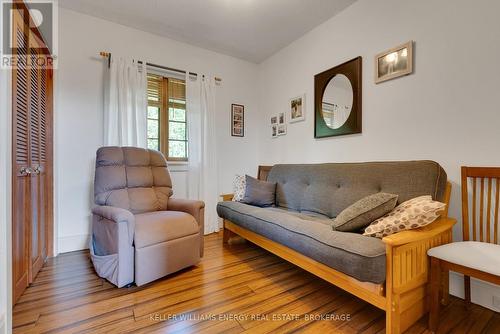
(375, 41), (413, 84)
(271, 124), (278, 138)
(231, 104), (244, 137)
(278, 111), (285, 125)
(289, 94), (305, 123)
(277, 124), (287, 136)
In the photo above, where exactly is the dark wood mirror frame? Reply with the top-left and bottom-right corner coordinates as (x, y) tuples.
(314, 56), (362, 138)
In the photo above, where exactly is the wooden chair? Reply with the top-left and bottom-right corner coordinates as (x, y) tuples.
(428, 167), (500, 332)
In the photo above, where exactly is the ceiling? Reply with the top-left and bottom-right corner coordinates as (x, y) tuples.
(58, 0), (356, 63)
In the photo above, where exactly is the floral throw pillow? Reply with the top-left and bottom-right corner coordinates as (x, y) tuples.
(363, 195), (446, 238)
(232, 174), (246, 202)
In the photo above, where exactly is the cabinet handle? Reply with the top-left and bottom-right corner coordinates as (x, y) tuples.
(33, 166), (42, 174)
(19, 167), (33, 176)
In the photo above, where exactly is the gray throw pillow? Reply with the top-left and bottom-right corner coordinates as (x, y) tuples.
(332, 193), (398, 232)
(241, 175), (276, 207)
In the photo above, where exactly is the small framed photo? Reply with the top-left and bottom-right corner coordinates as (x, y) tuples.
(289, 95), (305, 123)
(271, 124), (278, 138)
(375, 41), (413, 84)
(277, 124), (287, 136)
(231, 104), (244, 137)
(271, 115), (278, 125)
(278, 112), (285, 125)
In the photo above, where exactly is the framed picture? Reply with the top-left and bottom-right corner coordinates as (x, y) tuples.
(271, 115), (278, 125)
(277, 124), (287, 136)
(271, 124), (278, 138)
(289, 95), (305, 123)
(375, 41), (413, 84)
(278, 112), (285, 125)
(231, 104), (244, 137)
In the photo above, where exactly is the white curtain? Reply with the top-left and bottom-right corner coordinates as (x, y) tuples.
(186, 74), (219, 234)
(104, 57), (147, 147)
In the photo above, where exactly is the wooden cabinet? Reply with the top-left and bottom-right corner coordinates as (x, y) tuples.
(11, 5), (53, 303)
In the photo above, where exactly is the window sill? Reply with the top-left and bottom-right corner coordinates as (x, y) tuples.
(167, 160), (188, 166)
(168, 161), (188, 173)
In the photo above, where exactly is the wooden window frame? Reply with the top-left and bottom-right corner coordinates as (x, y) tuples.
(147, 75), (188, 162)
(147, 93), (161, 155)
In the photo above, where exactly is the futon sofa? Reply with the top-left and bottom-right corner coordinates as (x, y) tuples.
(217, 161), (456, 334)
(90, 147), (204, 287)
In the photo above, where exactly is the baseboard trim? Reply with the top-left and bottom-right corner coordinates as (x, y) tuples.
(449, 271), (500, 312)
(58, 234), (90, 253)
(0, 312), (5, 334)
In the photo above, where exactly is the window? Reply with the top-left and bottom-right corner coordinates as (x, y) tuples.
(147, 73), (188, 161)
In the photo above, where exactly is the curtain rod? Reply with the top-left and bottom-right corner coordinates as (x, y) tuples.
(99, 52), (222, 82)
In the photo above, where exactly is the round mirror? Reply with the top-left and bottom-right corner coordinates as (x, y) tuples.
(321, 74), (353, 129)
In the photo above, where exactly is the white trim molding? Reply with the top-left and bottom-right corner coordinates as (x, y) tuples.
(1, 58), (13, 334)
(58, 234), (90, 253)
(0, 312), (5, 334)
(450, 272), (500, 312)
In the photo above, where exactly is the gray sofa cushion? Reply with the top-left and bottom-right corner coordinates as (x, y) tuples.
(267, 207), (331, 224)
(332, 192), (398, 232)
(217, 201), (386, 283)
(267, 161), (447, 218)
(241, 175), (276, 207)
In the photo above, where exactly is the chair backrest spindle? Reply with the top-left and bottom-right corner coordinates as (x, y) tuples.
(480, 177), (484, 242)
(472, 177), (477, 240)
(461, 167), (500, 244)
(487, 178), (492, 243)
(494, 178), (499, 244)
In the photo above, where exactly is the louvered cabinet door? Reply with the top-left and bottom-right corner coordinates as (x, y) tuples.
(29, 47), (45, 280)
(28, 43), (52, 280)
(12, 11), (31, 303)
(11, 6), (53, 303)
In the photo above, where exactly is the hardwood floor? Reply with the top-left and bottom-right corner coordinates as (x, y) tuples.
(13, 232), (500, 334)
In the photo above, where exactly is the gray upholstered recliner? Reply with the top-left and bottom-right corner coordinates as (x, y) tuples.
(90, 146), (204, 287)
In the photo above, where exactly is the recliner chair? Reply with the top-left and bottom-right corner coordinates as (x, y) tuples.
(90, 146), (204, 287)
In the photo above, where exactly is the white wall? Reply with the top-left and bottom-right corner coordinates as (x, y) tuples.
(0, 67), (12, 333)
(257, 0), (500, 311)
(56, 8), (259, 253)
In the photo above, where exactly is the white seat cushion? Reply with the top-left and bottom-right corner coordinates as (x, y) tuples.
(428, 241), (500, 276)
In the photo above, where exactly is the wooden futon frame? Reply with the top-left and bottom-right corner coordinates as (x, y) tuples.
(221, 166), (456, 334)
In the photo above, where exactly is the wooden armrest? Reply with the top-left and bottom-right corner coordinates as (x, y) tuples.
(382, 217), (457, 247)
(220, 193), (234, 201)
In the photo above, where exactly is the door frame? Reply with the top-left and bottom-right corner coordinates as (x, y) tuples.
(1, 46), (14, 333)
